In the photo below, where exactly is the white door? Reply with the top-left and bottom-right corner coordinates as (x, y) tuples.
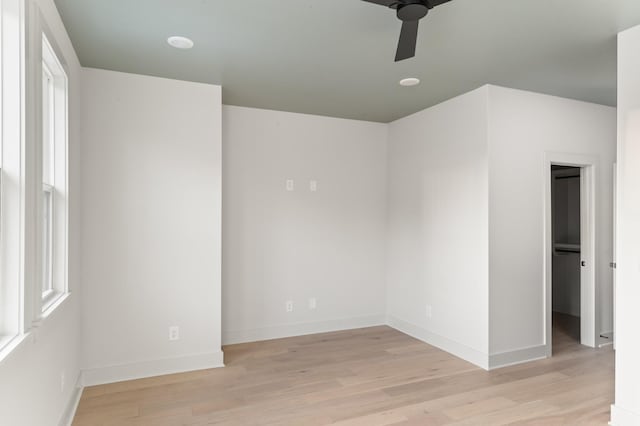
(580, 166), (596, 348)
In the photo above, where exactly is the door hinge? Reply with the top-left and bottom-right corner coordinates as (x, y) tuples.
(610, 262), (617, 269)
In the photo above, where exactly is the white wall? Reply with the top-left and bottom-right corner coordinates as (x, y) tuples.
(386, 87), (490, 368)
(488, 86), (616, 358)
(385, 85), (615, 370)
(222, 106), (388, 344)
(80, 68), (223, 385)
(612, 24), (640, 426)
(0, 0), (83, 424)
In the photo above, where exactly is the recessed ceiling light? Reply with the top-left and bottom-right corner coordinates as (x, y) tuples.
(399, 77), (420, 87)
(167, 36), (194, 49)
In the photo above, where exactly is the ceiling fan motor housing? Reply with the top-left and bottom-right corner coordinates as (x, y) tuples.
(363, 0), (451, 61)
(396, 1), (429, 22)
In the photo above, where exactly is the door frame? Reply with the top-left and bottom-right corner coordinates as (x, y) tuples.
(543, 152), (598, 356)
(612, 163), (617, 350)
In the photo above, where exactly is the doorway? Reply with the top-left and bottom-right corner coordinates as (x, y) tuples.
(544, 154), (597, 356)
(551, 166), (582, 349)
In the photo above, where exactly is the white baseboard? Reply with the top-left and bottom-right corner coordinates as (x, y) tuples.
(222, 315), (386, 345)
(488, 345), (548, 370)
(58, 374), (83, 426)
(611, 405), (640, 425)
(386, 316), (489, 370)
(81, 351), (225, 387)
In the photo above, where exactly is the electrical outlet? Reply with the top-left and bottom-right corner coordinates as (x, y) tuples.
(60, 371), (65, 393)
(169, 326), (180, 341)
(426, 304), (433, 319)
(286, 179), (294, 192)
(309, 298), (317, 310)
(309, 180), (318, 192)
(286, 301), (294, 312)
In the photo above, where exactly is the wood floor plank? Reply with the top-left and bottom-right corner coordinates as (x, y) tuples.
(73, 323), (613, 425)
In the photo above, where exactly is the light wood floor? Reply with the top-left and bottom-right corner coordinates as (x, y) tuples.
(73, 324), (614, 425)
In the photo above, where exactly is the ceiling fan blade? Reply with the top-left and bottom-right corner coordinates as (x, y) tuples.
(426, 0), (452, 7)
(395, 20), (419, 62)
(361, 0), (397, 7)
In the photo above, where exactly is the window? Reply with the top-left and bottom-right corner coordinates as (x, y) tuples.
(0, 0), (4, 345)
(40, 33), (68, 312)
(41, 57), (54, 302)
(0, 0), (23, 351)
(1, 0), (70, 357)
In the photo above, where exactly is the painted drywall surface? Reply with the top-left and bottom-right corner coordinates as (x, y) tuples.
(386, 87), (490, 361)
(612, 24), (640, 426)
(0, 0), (83, 424)
(80, 69), (223, 383)
(487, 85), (616, 355)
(222, 106), (388, 343)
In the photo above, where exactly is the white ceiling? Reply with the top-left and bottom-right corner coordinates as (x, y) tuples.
(53, 0), (640, 122)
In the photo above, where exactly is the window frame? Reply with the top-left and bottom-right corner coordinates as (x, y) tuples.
(41, 183), (54, 305)
(39, 31), (68, 314)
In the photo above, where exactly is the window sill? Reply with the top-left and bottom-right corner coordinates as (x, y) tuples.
(0, 334), (29, 365)
(41, 291), (71, 320)
(42, 289), (63, 313)
(0, 293), (73, 365)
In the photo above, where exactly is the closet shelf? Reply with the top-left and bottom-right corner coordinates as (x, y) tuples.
(554, 243), (581, 253)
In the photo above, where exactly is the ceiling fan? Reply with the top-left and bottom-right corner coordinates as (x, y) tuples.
(363, 0), (452, 62)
